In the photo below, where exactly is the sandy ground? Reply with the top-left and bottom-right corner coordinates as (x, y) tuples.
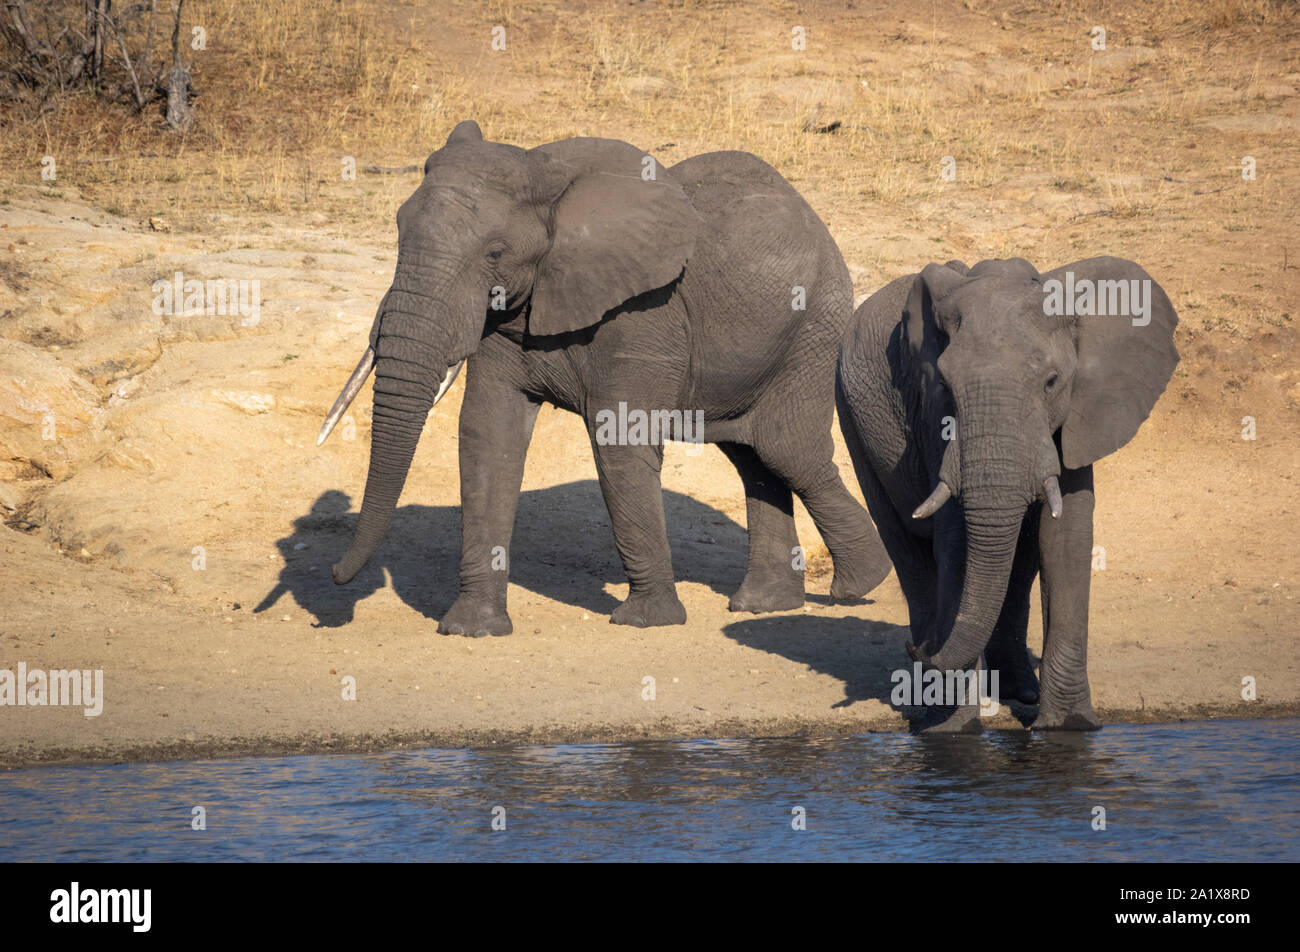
(1, 1), (1298, 767)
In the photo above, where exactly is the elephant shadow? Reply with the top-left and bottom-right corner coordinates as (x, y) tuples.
(254, 481), (755, 628)
(723, 615), (1043, 726)
(722, 614), (911, 710)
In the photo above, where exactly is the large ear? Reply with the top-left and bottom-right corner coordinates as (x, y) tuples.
(902, 261), (967, 363)
(1045, 256), (1179, 468)
(525, 139), (701, 337)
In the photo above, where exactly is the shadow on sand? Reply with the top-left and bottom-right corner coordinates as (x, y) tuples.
(256, 480), (766, 628)
(723, 615), (908, 709)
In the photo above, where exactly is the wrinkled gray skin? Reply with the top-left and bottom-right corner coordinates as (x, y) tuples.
(837, 257), (1178, 731)
(322, 120), (891, 635)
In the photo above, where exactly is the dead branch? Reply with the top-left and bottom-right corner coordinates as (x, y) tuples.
(164, 0), (192, 130)
(1, 0), (182, 121)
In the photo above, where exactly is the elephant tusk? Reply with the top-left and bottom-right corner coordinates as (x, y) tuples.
(1044, 475), (1063, 519)
(912, 481), (953, 519)
(317, 347), (375, 446)
(431, 360), (464, 408)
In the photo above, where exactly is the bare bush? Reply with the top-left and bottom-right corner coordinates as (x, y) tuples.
(0, 0), (192, 128)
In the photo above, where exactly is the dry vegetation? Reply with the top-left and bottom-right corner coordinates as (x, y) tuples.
(3, 0), (1297, 382)
(2, 1), (1294, 230)
(7, 0), (1291, 395)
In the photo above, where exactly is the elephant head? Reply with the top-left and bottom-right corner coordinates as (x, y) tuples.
(319, 120), (701, 584)
(903, 256), (1178, 672)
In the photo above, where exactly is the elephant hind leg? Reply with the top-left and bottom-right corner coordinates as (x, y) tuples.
(718, 442), (804, 613)
(753, 434), (892, 601)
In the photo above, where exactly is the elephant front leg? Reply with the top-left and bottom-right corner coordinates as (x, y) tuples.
(438, 361), (540, 637)
(588, 423), (686, 628)
(1033, 464), (1102, 730)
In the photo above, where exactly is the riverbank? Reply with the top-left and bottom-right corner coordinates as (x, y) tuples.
(3, 0), (1297, 768)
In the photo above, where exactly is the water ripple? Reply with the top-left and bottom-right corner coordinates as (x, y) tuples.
(1, 719), (1296, 861)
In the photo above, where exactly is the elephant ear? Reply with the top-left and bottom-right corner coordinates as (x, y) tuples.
(526, 139), (701, 337)
(902, 261), (968, 363)
(1046, 256), (1179, 469)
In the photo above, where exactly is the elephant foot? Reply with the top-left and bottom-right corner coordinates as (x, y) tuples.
(728, 572), (803, 613)
(1032, 701), (1101, 731)
(438, 596), (513, 637)
(985, 646), (1041, 705)
(908, 703), (984, 735)
(828, 539), (893, 602)
(611, 588), (687, 628)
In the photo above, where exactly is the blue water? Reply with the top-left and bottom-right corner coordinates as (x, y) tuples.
(1, 719), (1297, 861)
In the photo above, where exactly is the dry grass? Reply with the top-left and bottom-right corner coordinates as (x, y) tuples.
(0, 0), (1296, 356)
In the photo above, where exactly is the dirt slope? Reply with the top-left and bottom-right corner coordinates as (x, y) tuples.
(1, 0), (1296, 766)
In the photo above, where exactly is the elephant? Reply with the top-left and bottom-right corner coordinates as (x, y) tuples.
(836, 256), (1178, 730)
(318, 120), (892, 635)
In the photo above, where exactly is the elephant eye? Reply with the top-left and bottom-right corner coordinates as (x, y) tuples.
(487, 248), (504, 262)
(1045, 372), (1059, 392)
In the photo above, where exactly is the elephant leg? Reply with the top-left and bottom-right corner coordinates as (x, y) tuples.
(755, 434), (892, 602)
(1033, 464), (1101, 730)
(438, 358), (541, 637)
(839, 422), (936, 647)
(929, 506), (965, 652)
(588, 425), (686, 628)
(985, 511), (1042, 705)
(903, 506), (984, 732)
(717, 442), (804, 613)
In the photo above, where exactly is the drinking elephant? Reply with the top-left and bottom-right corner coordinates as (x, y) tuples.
(837, 256), (1178, 730)
(319, 120), (891, 635)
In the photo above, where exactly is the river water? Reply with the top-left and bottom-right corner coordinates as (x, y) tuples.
(2, 718), (1296, 861)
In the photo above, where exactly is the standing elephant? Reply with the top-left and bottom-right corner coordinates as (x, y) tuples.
(319, 120), (891, 635)
(837, 257), (1178, 730)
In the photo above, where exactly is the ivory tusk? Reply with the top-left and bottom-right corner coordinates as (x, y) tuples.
(431, 360), (464, 408)
(316, 347), (375, 446)
(1044, 475), (1063, 519)
(912, 481), (953, 519)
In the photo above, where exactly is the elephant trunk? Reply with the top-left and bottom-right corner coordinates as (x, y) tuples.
(926, 497), (1024, 673)
(331, 362), (435, 584)
(328, 280), (469, 585)
(920, 388), (1037, 673)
